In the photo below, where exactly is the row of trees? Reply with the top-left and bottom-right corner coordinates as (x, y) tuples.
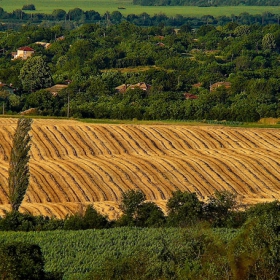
(1, 189), (279, 231)
(1, 7), (280, 29)
(133, 0), (280, 6)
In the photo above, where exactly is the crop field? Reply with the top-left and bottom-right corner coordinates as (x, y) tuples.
(0, 0), (280, 17)
(0, 118), (279, 219)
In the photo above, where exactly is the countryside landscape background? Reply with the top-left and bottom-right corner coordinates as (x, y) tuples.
(0, 0), (280, 278)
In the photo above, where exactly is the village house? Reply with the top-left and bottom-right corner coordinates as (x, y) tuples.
(11, 46), (35, 60)
(115, 82), (151, 93)
(210, 81), (231, 92)
(184, 93), (198, 100)
(46, 84), (69, 96)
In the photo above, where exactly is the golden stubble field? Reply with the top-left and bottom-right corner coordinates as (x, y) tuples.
(0, 118), (279, 219)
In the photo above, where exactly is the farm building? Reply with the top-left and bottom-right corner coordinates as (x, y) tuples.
(115, 82), (151, 93)
(11, 46), (35, 60)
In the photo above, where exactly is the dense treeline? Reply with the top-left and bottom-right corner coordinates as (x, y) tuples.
(0, 189), (278, 231)
(1, 21), (280, 122)
(1, 7), (280, 30)
(0, 190), (280, 279)
(133, 0), (280, 7)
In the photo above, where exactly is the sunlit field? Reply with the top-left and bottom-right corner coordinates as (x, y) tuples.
(1, 0), (280, 17)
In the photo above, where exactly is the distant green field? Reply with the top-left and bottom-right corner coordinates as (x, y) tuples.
(1, 0), (280, 17)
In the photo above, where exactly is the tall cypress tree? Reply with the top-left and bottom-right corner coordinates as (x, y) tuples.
(8, 118), (32, 212)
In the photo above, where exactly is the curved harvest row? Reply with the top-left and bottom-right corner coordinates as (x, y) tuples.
(0, 118), (279, 218)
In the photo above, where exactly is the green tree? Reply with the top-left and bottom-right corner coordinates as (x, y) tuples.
(0, 242), (45, 280)
(204, 190), (238, 227)
(262, 33), (276, 51)
(166, 191), (204, 227)
(19, 56), (53, 92)
(118, 189), (146, 225)
(8, 118), (32, 212)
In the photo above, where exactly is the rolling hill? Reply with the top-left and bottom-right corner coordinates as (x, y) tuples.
(0, 118), (279, 219)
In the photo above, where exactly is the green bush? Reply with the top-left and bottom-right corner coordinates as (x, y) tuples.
(22, 4), (36, 10)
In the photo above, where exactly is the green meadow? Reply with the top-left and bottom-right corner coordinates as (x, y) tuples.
(1, 0), (280, 17)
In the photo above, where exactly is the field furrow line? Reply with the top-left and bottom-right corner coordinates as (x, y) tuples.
(27, 171), (50, 203)
(219, 148), (280, 182)
(192, 129), (221, 149)
(261, 131), (280, 146)
(129, 155), (182, 199)
(178, 128), (207, 149)
(58, 126), (89, 157)
(94, 126), (125, 155)
(102, 127), (128, 154)
(200, 130), (227, 148)
(186, 154), (251, 195)
(85, 126), (112, 155)
(52, 126), (78, 157)
(107, 156), (162, 200)
(36, 127), (62, 158)
(215, 130), (243, 148)
(29, 165), (61, 202)
(161, 157), (209, 197)
(31, 129), (54, 159)
(44, 160), (93, 202)
(233, 130), (261, 148)
(109, 126), (143, 155)
(158, 127), (190, 152)
(70, 126), (96, 156)
(0, 134), (9, 161)
(156, 157), (203, 195)
(63, 158), (122, 201)
(212, 149), (280, 192)
(60, 158), (110, 201)
(169, 127), (196, 149)
(245, 131), (278, 149)
(174, 155), (232, 195)
(141, 127), (177, 155)
(61, 159), (112, 201)
(30, 141), (44, 160)
(117, 126), (149, 155)
(142, 127), (182, 155)
(45, 126), (70, 157)
(79, 126), (104, 155)
(130, 126), (167, 155)
(205, 150), (273, 196)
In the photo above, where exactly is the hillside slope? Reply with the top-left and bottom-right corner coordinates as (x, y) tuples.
(0, 118), (279, 219)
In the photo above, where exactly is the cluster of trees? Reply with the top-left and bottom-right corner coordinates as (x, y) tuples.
(0, 189), (279, 231)
(1, 7), (280, 30)
(1, 21), (280, 121)
(134, 0), (280, 7)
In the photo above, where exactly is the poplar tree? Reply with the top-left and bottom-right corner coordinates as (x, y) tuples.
(8, 118), (32, 212)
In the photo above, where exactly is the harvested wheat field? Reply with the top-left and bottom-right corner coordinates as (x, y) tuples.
(0, 118), (279, 219)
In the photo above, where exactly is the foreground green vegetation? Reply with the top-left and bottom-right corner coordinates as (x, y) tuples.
(0, 190), (280, 279)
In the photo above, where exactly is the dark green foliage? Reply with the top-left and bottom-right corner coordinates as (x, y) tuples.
(64, 205), (109, 230)
(204, 190), (239, 227)
(0, 211), (64, 231)
(167, 191), (204, 227)
(8, 118), (32, 212)
(228, 213), (280, 279)
(135, 202), (165, 227)
(120, 189), (146, 219)
(0, 242), (45, 280)
(22, 4), (36, 10)
(19, 56), (53, 92)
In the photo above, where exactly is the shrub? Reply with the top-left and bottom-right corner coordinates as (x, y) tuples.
(22, 4), (36, 10)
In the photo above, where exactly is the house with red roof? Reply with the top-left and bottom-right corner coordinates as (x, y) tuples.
(12, 46), (35, 60)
